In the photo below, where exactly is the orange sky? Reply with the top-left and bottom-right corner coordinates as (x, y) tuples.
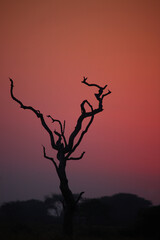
(0, 0), (160, 205)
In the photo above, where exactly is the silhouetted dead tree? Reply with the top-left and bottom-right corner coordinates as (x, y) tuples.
(9, 77), (111, 237)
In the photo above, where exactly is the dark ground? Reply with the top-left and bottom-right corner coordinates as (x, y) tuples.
(0, 222), (159, 240)
(0, 194), (159, 240)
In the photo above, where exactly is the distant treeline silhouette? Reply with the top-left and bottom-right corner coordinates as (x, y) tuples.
(0, 193), (159, 239)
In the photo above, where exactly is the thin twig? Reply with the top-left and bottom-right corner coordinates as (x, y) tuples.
(67, 152), (85, 160)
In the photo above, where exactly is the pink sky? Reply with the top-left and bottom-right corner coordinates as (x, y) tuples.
(0, 0), (160, 205)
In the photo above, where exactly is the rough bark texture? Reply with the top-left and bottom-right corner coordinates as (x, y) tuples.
(9, 77), (111, 237)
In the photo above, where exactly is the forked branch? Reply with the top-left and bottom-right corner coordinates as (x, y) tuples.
(47, 115), (67, 147)
(67, 77), (111, 157)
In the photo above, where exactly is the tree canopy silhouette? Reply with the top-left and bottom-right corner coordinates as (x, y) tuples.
(9, 77), (111, 237)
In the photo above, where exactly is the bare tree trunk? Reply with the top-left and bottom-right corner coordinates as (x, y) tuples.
(57, 157), (76, 237)
(60, 180), (76, 237)
(63, 198), (75, 236)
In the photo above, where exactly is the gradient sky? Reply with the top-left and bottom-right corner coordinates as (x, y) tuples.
(0, 0), (160, 205)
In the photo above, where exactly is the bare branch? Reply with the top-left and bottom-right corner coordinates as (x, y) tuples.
(82, 76), (107, 90)
(102, 89), (112, 99)
(76, 191), (85, 204)
(67, 100), (94, 153)
(80, 100), (93, 114)
(9, 78), (41, 116)
(67, 100), (94, 157)
(42, 145), (58, 171)
(63, 120), (66, 135)
(47, 115), (67, 147)
(82, 77), (111, 108)
(67, 151), (85, 160)
(74, 115), (93, 152)
(67, 77), (111, 156)
(47, 115), (63, 131)
(9, 78), (58, 150)
(66, 114), (94, 159)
